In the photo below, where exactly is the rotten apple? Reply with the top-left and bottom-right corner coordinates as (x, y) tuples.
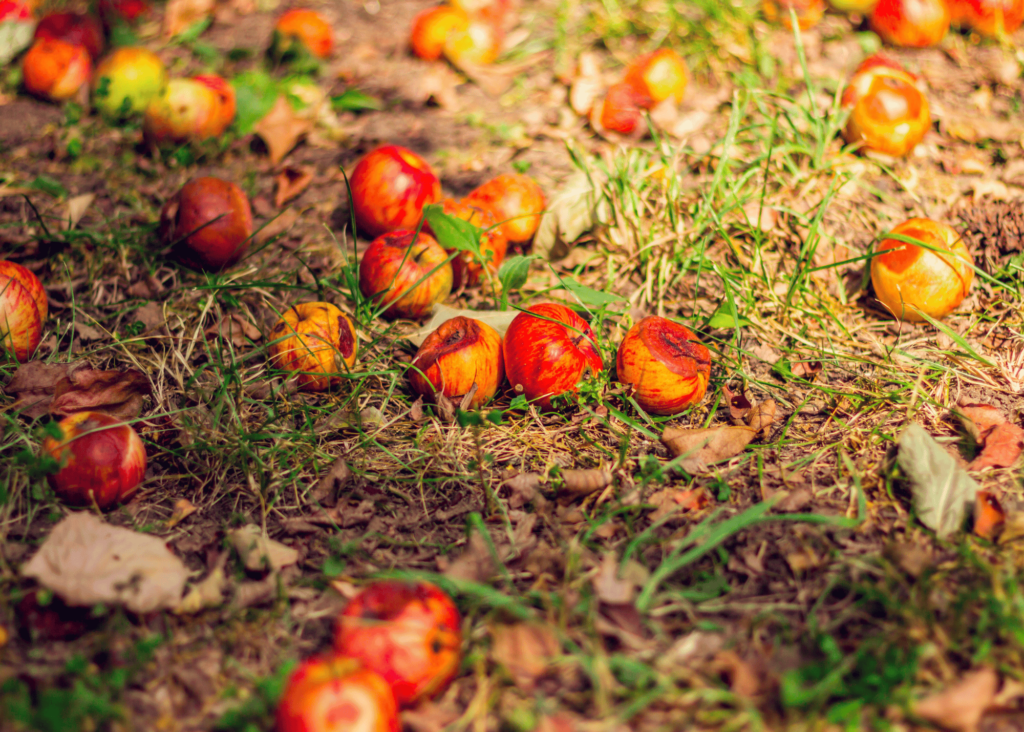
(358, 230), (453, 320)
(410, 5), (469, 61)
(870, 217), (974, 321)
(408, 316), (505, 409)
(948, 0), (1024, 36)
(502, 302), (604, 410)
(841, 53), (930, 157)
(623, 48), (688, 108)
(160, 177), (254, 272)
(426, 198), (507, 289)
(193, 73), (236, 135)
(22, 38), (92, 102)
(349, 145), (442, 240)
(593, 82), (644, 136)
(616, 316), (711, 416)
(34, 12), (104, 60)
(269, 302), (358, 392)
(276, 655), (399, 732)
(41, 411), (147, 509)
(762, 0), (827, 28)
(271, 8), (333, 60)
(92, 46), (167, 119)
(334, 580), (462, 708)
(464, 173), (546, 245)
(0, 260), (47, 321)
(143, 77), (222, 145)
(869, 0), (950, 47)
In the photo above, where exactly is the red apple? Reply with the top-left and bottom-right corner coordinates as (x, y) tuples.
(841, 54), (930, 157)
(948, 0), (1024, 35)
(463, 173), (546, 245)
(426, 198), (507, 289)
(593, 82), (644, 136)
(616, 317), (711, 416)
(408, 316), (505, 409)
(502, 302), (604, 410)
(870, 0), (950, 46)
(17, 589), (101, 641)
(871, 218), (974, 321)
(92, 46), (167, 119)
(0, 260), (47, 320)
(349, 145), (442, 239)
(358, 230), (453, 320)
(0, 269), (42, 363)
(22, 38), (92, 102)
(334, 580), (462, 708)
(269, 302), (358, 392)
(272, 8), (333, 60)
(410, 5), (469, 61)
(34, 12), (104, 60)
(41, 412), (147, 509)
(98, 0), (150, 25)
(276, 656), (399, 732)
(159, 177), (254, 272)
(623, 48), (688, 108)
(143, 77), (222, 145)
(762, 0), (827, 28)
(192, 73), (236, 135)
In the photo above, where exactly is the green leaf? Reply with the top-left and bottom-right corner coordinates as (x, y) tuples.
(331, 88), (381, 112)
(423, 204), (481, 256)
(28, 176), (68, 199)
(456, 410), (484, 427)
(898, 423), (978, 539)
(231, 71), (279, 135)
(174, 15), (211, 43)
(707, 305), (752, 330)
(561, 275), (624, 308)
(497, 255), (536, 293)
(508, 395), (529, 411)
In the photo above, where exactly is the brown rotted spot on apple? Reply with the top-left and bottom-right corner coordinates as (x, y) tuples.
(336, 316), (355, 359)
(645, 326), (710, 376)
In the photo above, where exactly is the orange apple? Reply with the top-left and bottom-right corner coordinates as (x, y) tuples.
(616, 316), (711, 416)
(870, 218), (973, 321)
(503, 302), (604, 410)
(593, 82), (643, 136)
(410, 5), (469, 61)
(0, 269), (42, 363)
(623, 48), (688, 108)
(426, 198), (507, 289)
(0, 260), (47, 320)
(359, 230), (453, 320)
(463, 173), (546, 244)
(41, 412), (147, 509)
(34, 12), (105, 60)
(408, 316), (504, 409)
(269, 302), (358, 392)
(92, 46), (167, 119)
(192, 73), (236, 136)
(842, 54), (930, 157)
(762, 0), (827, 28)
(143, 77), (222, 145)
(870, 0), (950, 46)
(272, 8), (333, 60)
(22, 38), (92, 102)
(349, 145), (442, 240)
(948, 0), (1024, 35)
(442, 14), (502, 66)
(276, 656), (399, 732)
(159, 177), (254, 271)
(334, 580), (462, 708)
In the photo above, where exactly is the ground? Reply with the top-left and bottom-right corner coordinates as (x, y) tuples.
(3, 0), (1024, 730)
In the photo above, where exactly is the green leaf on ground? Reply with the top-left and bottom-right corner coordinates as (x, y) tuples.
(423, 204), (481, 255)
(898, 423), (978, 539)
(331, 88), (382, 112)
(232, 70), (280, 135)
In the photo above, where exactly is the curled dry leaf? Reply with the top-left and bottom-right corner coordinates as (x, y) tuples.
(5, 362), (71, 418)
(661, 425), (756, 474)
(913, 667), (999, 732)
(311, 457), (351, 506)
(21, 512), (189, 614)
(504, 471), (543, 509)
(591, 552), (646, 605)
(175, 553), (229, 614)
(722, 384), (752, 423)
(974, 490), (1005, 540)
(712, 651), (762, 699)
(253, 95), (312, 165)
(790, 361), (822, 379)
(442, 532), (496, 584)
(229, 524), (299, 572)
(559, 468), (612, 499)
(747, 399), (776, 436)
(490, 622), (561, 691)
(162, 0), (214, 38)
(898, 423), (979, 540)
(648, 487), (710, 522)
(532, 168), (610, 261)
(956, 401), (1024, 471)
(274, 166), (314, 208)
(5, 361), (152, 420)
(166, 498), (197, 529)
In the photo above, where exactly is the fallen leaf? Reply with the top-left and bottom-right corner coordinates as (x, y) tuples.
(162, 0), (213, 38)
(204, 313), (262, 348)
(504, 471), (543, 509)
(956, 401), (1007, 440)
(175, 553), (228, 614)
(722, 384), (751, 423)
(713, 650), (762, 698)
(972, 422), (1024, 471)
(569, 51), (603, 116)
(253, 95), (311, 165)
(22, 512), (189, 613)
(532, 168), (610, 261)
(63, 193), (94, 230)
(559, 468), (612, 499)
(409, 395), (425, 422)
(5, 361), (71, 417)
(229, 524), (299, 572)
(50, 363), (152, 419)
(591, 552), (644, 605)
(406, 63), (462, 109)
(790, 361), (822, 379)
(746, 399), (776, 435)
(402, 700), (462, 732)
(274, 166), (314, 207)
(133, 302), (167, 333)
(898, 423), (979, 539)
(913, 667), (998, 732)
(647, 488), (711, 522)
(406, 304), (518, 347)
(311, 457), (350, 506)
(301, 500), (375, 528)
(490, 622), (560, 690)
(166, 498), (197, 529)
(661, 425), (756, 473)
(442, 532), (495, 583)
(974, 490), (1005, 540)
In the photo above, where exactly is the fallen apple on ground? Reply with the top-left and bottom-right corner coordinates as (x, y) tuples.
(442, 13), (502, 66)
(192, 73), (236, 135)
(623, 48), (688, 108)
(617, 316), (712, 416)
(408, 315), (505, 409)
(464, 173), (546, 245)
(22, 38), (92, 102)
(426, 198), (507, 288)
(334, 580), (462, 708)
(762, 0), (827, 28)
(271, 8), (333, 60)
(349, 145), (442, 239)
(594, 81), (644, 136)
(870, 0), (950, 46)
(159, 177), (254, 271)
(870, 217), (974, 322)
(410, 5), (469, 61)
(92, 46), (167, 119)
(269, 302), (359, 392)
(41, 412), (147, 509)
(276, 655), (399, 732)
(0, 265), (43, 363)
(841, 53), (930, 157)
(358, 230), (453, 320)
(503, 302), (604, 410)
(33, 11), (104, 60)
(0, 260), (47, 321)
(97, 0), (150, 26)
(948, 0), (1024, 35)
(143, 77), (222, 145)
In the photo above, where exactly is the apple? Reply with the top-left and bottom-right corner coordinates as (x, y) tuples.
(503, 302), (604, 410)
(97, 0), (150, 26)
(762, 0), (827, 28)
(271, 8), (333, 60)
(410, 5), (469, 61)
(41, 412), (147, 509)
(841, 54), (930, 157)
(616, 317), (711, 416)
(451, 0), (514, 27)
(870, 218), (974, 322)
(870, 0), (950, 46)
(276, 656), (399, 732)
(358, 230), (453, 320)
(17, 589), (100, 641)
(442, 14), (502, 66)
(0, 269), (42, 363)
(623, 48), (688, 109)
(92, 46), (167, 119)
(268, 302), (358, 392)
(593, 82), (643, 136)
(464, 173), (546, 245)
(143, 77), (222, 145)
(0, 260), (47, 320)
(426, 198), (507, 289)
(334, 580), (462, 708)
(349, 145), (442, 239)
(948, 0), (1024, 35)
(22, 38), (92, 102)
(160, 177), (254, 272)
(829, 0), (880, 12)
(34, 12), (104, 60)
(408, 316), (505, 409)
(193, 73), (236, 135)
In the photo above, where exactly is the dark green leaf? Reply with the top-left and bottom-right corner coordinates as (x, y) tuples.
(561, 276), (624, 307)
(331, 88), (382, 112)
(423, 204), (481, 255)
(231, 71), (279, 135)
(28, 177), (68, 199)
(498, 255), (537, 292)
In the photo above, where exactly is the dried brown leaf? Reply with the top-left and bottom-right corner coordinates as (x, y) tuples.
(957, 401), (1007, 440)
(713, 650), (762, 699)
(974, 489), (1005, 540)
(504, 472), (543, 509)
(722, 384), (751, 424)
(134, 302), (167, 333)
(311, 458), (351, 506)
(274, 166), (314, 208)
(255, 207), (299, 246)
(971, 422), (1024, 471)
(409, 395), (425, 423)
(790, 361), (822, 379)
(175, 553), (228, 614)
(166, 498), (197, 529)
(162, 0), (214, 38)
(661, 426), (756, 473)
(229, 525), (299, 572)
(204, 313), (261, 348)
(747, 399), (776, 435)
(559, 468), (611, 499)
(254, 95), (311, 165)
(591, 552), (635, 605)
(49, 363), (152, 420)
(913, 667), (998, 732)
(490, 622), (560, 691)
(5, 361), (70, 417)
(443, 533), (495, 584)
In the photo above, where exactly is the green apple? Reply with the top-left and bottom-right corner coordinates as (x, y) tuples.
(92, 46), (167, 119)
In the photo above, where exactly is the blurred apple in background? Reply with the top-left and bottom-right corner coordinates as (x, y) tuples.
(98, 0), (150, 26)
(762, 0), (827, 28)
(593, 81), (643, 136)
(0, 263), (43, 363)
(143, 77), (222, 145)
(276, 656), (399, 732)
(442, 13), (502, 66)
(359, 230), (453, 320)
(271, 8), (333, 60)
(92, 46), (167, 119)
(41, 412), (147, 509)
(948, 0), (1024, 36)
(269, 302), (358, 392)
(842, 54), (930, 158)
(503, 302), (604, 410)
(617, 316), (711, 416)
(33, 11), (104, 60)
(464, 173), (546, 245)
(349, 145), (442, 239)
(623, 48), (688, 108)
(408, 316), (505, 409)
(159, 177), (254, 271)
(870, 0), (950, 46)
(192, 73), (236, 135)
(410, 5), (469, 61)
(22, 38), (92, 102)
(425, 198), (507, 288)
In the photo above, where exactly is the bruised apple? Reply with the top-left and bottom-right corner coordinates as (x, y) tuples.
(948, 0), (1024, 35)
(272, 8), (333, 60)
(334, 580), (462, 708)
(92, 46), (167, 119)
(34, 12), (104, 60)
(870, 0), (950, 46)
(22, 38), (92, 102)
(408, 316), (504, 409)
(0, 267), (43, 363)
(842, 54), (930, 157)
(617, 317), (711, 416)
(41, 412), (147, 509)
(594, 82), (644, 136)
(870, 218), (973, 321)
(359, 230), (453, 320)
(269, 302), (358, 391)
(276, 656), (399, 732)
(410, 5), (469, 61)
(349, 145), (442, 239)
(160, 177), (253, 272)
(426, 198), (507, 288)
(0, 260), (47, 321)
(143, 77), (222, 145)
(762, 0), (827, 28)
(464, 173), (546, 244)
(503, 302), (604, 410)
(623, 48), (688, 108)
